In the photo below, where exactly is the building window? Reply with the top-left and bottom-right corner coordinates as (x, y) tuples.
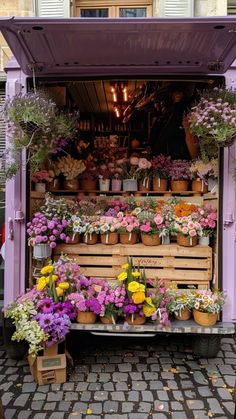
(119, 7), (147, 17)
(80, 8), (109, 17)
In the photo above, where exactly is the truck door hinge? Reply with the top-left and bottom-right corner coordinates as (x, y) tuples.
(14, 210), (24, 222)
(223, 212), (235, 226)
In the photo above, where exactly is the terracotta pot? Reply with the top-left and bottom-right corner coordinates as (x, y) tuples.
(66, 233), (80, 244)
(111, 179), (122, 192)
(176, 233), (198, 247)
(47, 178), (61, 191)
(170, 180), (189, 192)
(100, 232), (119, 245)
(100, 315), (117, 324)
(174, 308), (192, 321)
(83, 233), (98, 245)
(153, 177), (168, 192)
(81, 179), (97, 191)
(138, 179), (151, 192)
(193, 309), (218, 327)
(119, 232), (138, 245)
(63, 178), (79, 191)
(125, 315), (146, 325)
(35, 182), (46, 192)
(141, 233), (160, 246)
(191, 179), (208, 193)
(76, 312), (97, 324)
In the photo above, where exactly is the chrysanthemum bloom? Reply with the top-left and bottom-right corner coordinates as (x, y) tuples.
(132, 291), (146, 304)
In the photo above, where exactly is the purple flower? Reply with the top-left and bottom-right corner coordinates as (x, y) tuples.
(85, 298), (101, 315)
(38, 298), (54, 313)
(50, 241), (56, 249)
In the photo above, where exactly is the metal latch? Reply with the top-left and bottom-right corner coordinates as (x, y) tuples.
(223, 212), (234, 226)
(8, 218), (14, 240)
(14, 210), (24, 222)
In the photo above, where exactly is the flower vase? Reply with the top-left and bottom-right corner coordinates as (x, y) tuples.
(176, 233), (198, 247)
(83, 233), (98, 245)
(193, 309), (218, 327)
(35, 182), (46, 192)
(99, 179), (110, 191)
(76, 312), (97, 324)
(63, 178), (79, 191)
(191, 179), (208, 194)
(100, 315), (117, 324)
(81, 179), (97, 192)
(33, 243), (52, 259)
(111, 179), (122, 192)
(170, 180), (189, 192)
(199, 236), (210, 246)
(141, 233), (160, 246)
(119, 232), (138, 245)
(161, 234), (170, 245)
(66, 233), (80, 244)
(125, 314), (146, 325)
(100, 232), (119, 245)
(174, 308), (192, 321)
(123, 179), (138, 192)
(47, 178), (61, 192)
(153, 177), (168, 192)
(138, 179), (151, 192)
(208, 178), (218, 193)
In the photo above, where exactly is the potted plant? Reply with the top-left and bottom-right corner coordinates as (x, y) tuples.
(138, 210), (166, 246)
(98, 215), (121, 245)
(167, 289), (194, 320)
(193, 203), (217, 246)
(32, 169), (54, 192)
(118, 157), (140, 192)
(136, 158), (152, 192)
(56, 155), (86, 190)
(82, 216), (101, 244)
(27, 211), (69, 258)
(151, 154), (172, 191)
(79, 166), (98, 192)
(174, 215), (202, 247)
(189, 158), (212, 193)
(116, 213), (139, 244)
(192, 289), (225, 326)
(97, 165), (112, 191)
(189, 87), (236, 152)
(98, 285), (126, 324)
(169, 160), (191, 191)
(67, 277), (105, 323)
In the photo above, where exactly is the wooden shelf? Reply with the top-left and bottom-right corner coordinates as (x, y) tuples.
(31, 190), (208, 197)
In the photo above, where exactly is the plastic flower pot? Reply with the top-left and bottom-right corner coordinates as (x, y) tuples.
(111, 179), (122, 192)
(138, 179), (151, 192)
(80, 179), (97, 191)
(33, 244), (52, 259)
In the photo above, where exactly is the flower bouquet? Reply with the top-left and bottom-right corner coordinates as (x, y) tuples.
(98, 285), (126, 324)
(151, 154), (172, 191)
(98, 215), (121, 245)
(82, 216), (101, 244)
(169, 160), (191, 192)
(32, 170), (54, 192)
(138, 211), (166, 246)
(56, 155), (86, 190)
(174, 215), (202, 247)
(117, 213), (139, 244)
(136, 158), (152, 191)
(189, 158), (213, 193)
(191, 289), (225, 326)
(167, 288), (194, 320)
(193, 203), (217, 244)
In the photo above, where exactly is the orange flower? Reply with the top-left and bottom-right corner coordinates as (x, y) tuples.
(132, 291), (146, 304)
(175, 201), (197, 217)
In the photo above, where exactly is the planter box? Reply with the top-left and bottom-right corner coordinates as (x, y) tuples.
(55, 243), (212, 289)
(28, 343), (66, 385)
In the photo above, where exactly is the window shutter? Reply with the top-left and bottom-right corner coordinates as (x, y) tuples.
(0, 87), (5, 185)
(159, 0), (194, 17)
(35, 0), (70, 17)
(227, 0), (236, 15)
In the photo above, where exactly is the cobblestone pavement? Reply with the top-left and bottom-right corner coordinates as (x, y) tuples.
(0, 333), (236, 419)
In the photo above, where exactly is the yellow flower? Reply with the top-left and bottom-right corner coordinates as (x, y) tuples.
(132, 291), (146, 304)
(145, 297), (154, 307)
(121, 263), (129, 270)
(45, 276), (50, 285)
(138, 284), (145, 293)
(56, 287), (64, 297)
(117, 272), (128, 281)
(143, 304), (156, 317)
(40, 265), (54, 275)
(132, 271), (140, 278)
(58, 281), (70, 290)
(51, 275), (58, 282)
(37, 277), (47, 291)
(128, 281), (140, 293)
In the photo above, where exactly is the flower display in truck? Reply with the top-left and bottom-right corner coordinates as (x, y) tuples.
(173, 215), (202, 238)
(192, 289), (225, 314)
(27, 212), (70, 249)
(193, 203), (217, 237)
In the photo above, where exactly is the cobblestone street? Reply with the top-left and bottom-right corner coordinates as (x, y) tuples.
(0, 333), (235, 419)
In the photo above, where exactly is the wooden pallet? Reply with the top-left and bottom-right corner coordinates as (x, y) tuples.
(55, 243), (212, 289)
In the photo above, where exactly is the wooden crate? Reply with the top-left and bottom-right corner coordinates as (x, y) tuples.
(55, 243), (212, 289)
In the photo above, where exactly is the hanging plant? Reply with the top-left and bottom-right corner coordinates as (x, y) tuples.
(0, 91), (79, 179)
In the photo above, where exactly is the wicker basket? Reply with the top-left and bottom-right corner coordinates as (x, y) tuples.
(193, 309), (217, 326)
(141, 233), (160, 246)
(177, 233), (198, 247)
(76, 312), (97, 324)
(191, 179), (208, 193)
(125, 315), (146, 325)
(83, 233), (98, 245)
(100, 232), (119, 245)
(171, 180), (189, 191)
(174, 308), (192, 321)
(153, 177), (168, 192)
(119, 232), (138, 245)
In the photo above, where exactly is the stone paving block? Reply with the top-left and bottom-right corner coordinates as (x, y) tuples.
(225, 375), (235, 386)
(130, 372), (142, 380)
(103, 400), (119, 413)
(62, 383), (75, 391)
(80, 391), (91, 402)
(193, 371), (209, 385)
(104, 365), (115, 372)
(116, 382), (128, 391)
(110, 356), (122, 363)
(103, 382), (115, 391)
(150, 364), (160, 371)
(76, 382), (89, 391)
(156, 390), (169, 401)
(104, 415), (128, 419)
(112, 372), (128, 382)
(0, 383), (12, 391)
(184, 390), (196, 399)
(65, 391), (79, 401)
(166, 380), (178, 390)
(87, 373), (98, 382)
(143, 372), (159, 380)
(137, 401), (152, 412)
(47, 391), (64, 401)
(123, 357), (139, 363)
(88, 383), (102, 391)
(192, 411), (208, 418)
(149, 380), (163, 390)
(170, 401), (184, 410)
(131, 381), (147, 390)
(222, 401), (235, 415)
(58, 401), (71, 411)
(217, 387), (233, 400)
(127, 391), (139, 402)
(4, 409), (17, 419)
(13, 393), (30, 406)
(1, 392), (13, 406)
(170, 413), (187, 419)
(72, 402), (87, 413)
(141, 390), (154, 401)
(180, 380), (195, 389)
(121, 401), (134, 412)
(99, 373), (111, 382)
(136, 364), (148, 372)
(7, 374), (19, 381)
(48, 413), (65, 419)
(118, 363), (132, 372)
(129, 414), (149, 419)
(22, 383), (37, 392)
(111, 391), (125, 401)
(44, 402), (57, 410)
(91, 364), (103, 372)
(68, 414), (82, 419)
(186, 400), (204, 409)
(152, 415), (168, 419)
(17, 411), (31, 419)
(207, 398), (225, 414)
(172, 391), (184, 401)
(93, 391), (108, 401)
(31, 401), (44, 410)
(154, 400), (169, 412)
(87, 402), (103, 414)
(197, 386), (213, 397)
(37, 385), (49, 393)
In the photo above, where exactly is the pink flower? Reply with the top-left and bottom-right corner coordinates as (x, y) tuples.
(189, 229), (197, 237)
(181, 227), (188, 235)
(154, 214), (164, 226)
(140, 224), (152, 233)
(138, 158), (151, 170)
